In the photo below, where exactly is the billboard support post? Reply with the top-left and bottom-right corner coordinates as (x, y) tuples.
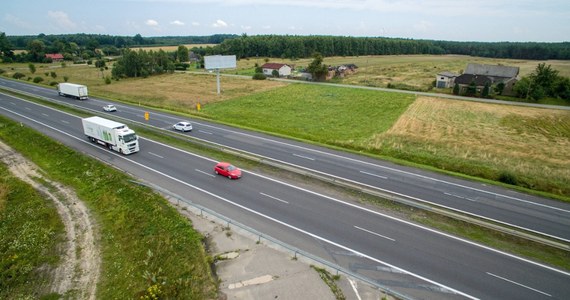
(216, 68), (221, 94)
(204, 55), (237, 95)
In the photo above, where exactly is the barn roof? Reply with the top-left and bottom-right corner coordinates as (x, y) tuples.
(465, 63), (519, 78)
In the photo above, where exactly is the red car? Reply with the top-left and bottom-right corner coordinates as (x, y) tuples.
(214, 162), (242, 179)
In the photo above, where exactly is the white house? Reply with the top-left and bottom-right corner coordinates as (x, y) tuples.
(261, 63), (292, 77)
(435, 71), (459, 88)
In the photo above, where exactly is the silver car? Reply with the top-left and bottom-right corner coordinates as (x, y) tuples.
(173, 121), (193, 132)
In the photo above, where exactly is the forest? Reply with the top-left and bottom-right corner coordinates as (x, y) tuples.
(3, 33), (569, 60)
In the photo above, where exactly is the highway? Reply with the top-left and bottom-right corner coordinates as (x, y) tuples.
(1, 77), (569, 244)
(1, 88), (569, 299)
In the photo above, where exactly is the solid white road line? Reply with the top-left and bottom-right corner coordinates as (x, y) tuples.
(486, 272), (551, 297)
(348, 278), (362, 300)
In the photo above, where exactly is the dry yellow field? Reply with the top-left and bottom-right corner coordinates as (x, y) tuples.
(374, 97), (570, 195)
(94, 72), (286, 110)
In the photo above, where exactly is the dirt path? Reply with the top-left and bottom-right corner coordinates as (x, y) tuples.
(0, 141), (100, 299)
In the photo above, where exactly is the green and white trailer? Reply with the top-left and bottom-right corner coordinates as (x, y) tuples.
(82, 116), (139, 154)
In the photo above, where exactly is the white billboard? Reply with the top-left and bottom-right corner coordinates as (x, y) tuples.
(204, 55), (237, 69)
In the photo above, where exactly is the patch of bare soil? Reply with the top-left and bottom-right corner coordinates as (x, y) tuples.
(0, 141), (100, 299)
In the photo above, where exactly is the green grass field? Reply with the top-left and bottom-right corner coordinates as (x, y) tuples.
(0, 115), (217, 299)
(200, 84), (415, 144)
(0, 163), (64, 299)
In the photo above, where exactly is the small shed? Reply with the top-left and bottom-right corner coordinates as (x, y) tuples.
(261, 63), (292, 77)
(436, 71), (459, 88)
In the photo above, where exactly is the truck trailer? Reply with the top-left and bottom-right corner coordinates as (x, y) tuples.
(58, 83), (88, 100)
(82, 116), (139, 154)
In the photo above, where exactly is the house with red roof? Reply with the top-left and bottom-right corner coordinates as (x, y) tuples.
(45, 53), (64, 62)
(261, 63), (292, 77)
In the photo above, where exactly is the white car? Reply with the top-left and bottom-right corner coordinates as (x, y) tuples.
(103, 104), (117, 112)
(173, 121), (193, 132)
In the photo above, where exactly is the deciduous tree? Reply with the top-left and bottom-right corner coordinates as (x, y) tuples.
(307, 52), (328, 81)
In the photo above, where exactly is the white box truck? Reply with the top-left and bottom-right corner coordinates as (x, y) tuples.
(82, 116), (139, 154)
(58, 83), (88, 100)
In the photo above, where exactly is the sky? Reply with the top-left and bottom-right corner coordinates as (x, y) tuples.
(2, 0), (569, 42)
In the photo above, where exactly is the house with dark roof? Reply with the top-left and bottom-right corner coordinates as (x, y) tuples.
(45, 53), (64, 62)
(455, 63), (519, 95)
(261, 63), (292, 77)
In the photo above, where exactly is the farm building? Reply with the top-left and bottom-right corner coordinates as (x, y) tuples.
(435, 71), (459, 88)
(45, 53), (64, 62)
(261, 63), (292, 77)
(454, 63), (519, 95)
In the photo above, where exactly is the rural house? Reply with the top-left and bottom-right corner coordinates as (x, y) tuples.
(45, 53), (64, 62)
(454, 63), (519, 95)
(261, 63), (292, 77)
(328, 64), (359, 79)
(435, 71), (459, 88)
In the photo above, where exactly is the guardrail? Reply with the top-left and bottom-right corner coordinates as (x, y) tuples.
(2, 84), (568, 251)
(131, 180), (414, 300)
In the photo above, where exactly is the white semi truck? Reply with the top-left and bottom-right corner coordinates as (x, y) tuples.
(82, 116), (139, 154)
(58, 83), (88, 100)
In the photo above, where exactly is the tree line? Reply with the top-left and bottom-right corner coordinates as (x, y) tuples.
(3, 33), (569, 62)
(209, 35), (570, 60)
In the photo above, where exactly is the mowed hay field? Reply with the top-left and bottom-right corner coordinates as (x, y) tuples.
(95, 73), (286, 110)
(373, 97), (570, 196)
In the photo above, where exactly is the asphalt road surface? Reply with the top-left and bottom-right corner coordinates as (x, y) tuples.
(1, 77), (569, 244)
(1, 89), (569, 299)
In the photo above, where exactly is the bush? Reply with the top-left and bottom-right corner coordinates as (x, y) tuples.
(49, 81), (58, 86)
(63, 76), (69, 82)
(252, 73), (266, 80)
(104, 76), (112, 84)
(498, 171), (518, 185)
(33, 76), (44, 83)
(50, 72), (57, 79)
(12, 72), (25, 79)
(174, 63), (190, 71)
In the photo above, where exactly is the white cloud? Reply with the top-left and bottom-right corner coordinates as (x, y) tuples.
(48, 11), (76, 30)
(413, 20), (433, 32)
(146, 19), (159, 26)
(212, 19), (227, 28)
(170, 20), (185, 26)
(241, 25), (252, 30)
(191, 21), (200, 26)
(3, 14), (33, 30)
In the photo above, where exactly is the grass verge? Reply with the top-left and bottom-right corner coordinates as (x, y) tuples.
(0, 115), (217, 299)
(0, 162), (64, 299)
